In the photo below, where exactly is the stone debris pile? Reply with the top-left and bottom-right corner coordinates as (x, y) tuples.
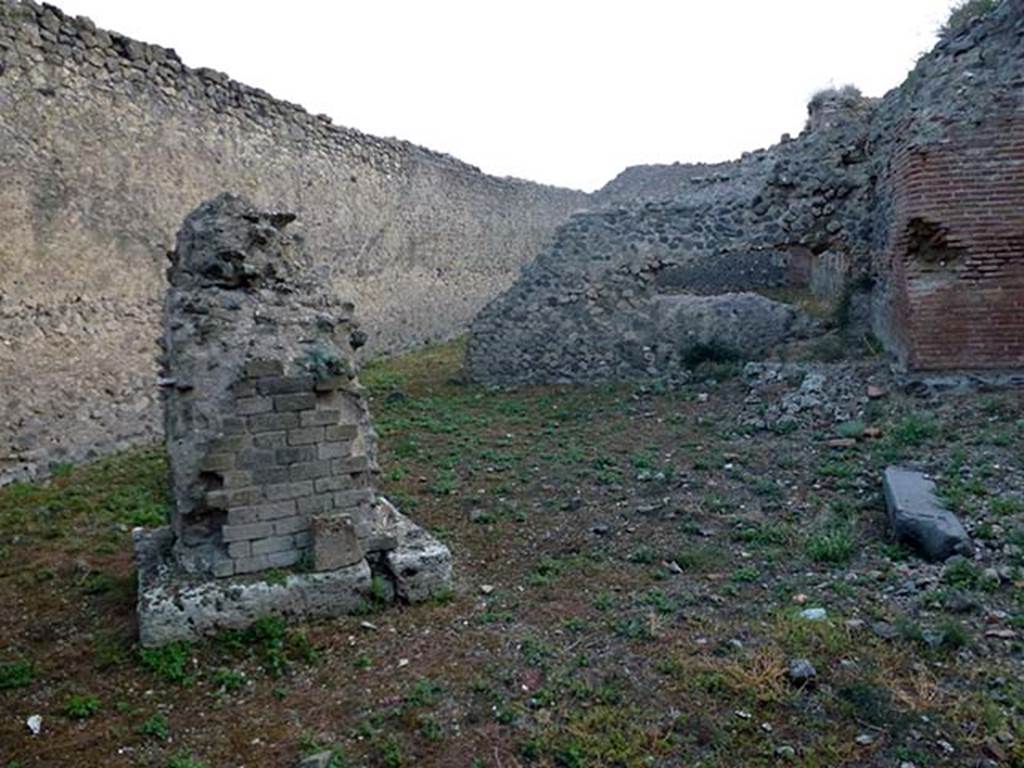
(739, 362), (892, 433)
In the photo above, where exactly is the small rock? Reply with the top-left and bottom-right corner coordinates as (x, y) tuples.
(897, 579), (919, 595)
(297, 752), (333, 768)
(855, 733), (875, 745)
(636, 501), (665, 516)
(871, 621), (898, 640)
(944, 591), (980, 613)
(801, 373), (826, 393)
(826, 438), (858, 449)
(787, 658), (818, 685)
(792, 593), (808, 605)
(867, 385), (886, 399)
(985, 628), (1018, 640)
(774, 745), (797, 760)
(480, 584), (495, 595)
(359, 621), (378, 631)
(663, 560), (683, 574)
(26, 715), (41, 736)
(561, 496), (583, 512)
(800, 607), (827, 621)
(922, 630), (944, 649)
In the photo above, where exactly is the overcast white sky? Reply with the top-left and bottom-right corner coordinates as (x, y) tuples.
(55, 1), (959, 191)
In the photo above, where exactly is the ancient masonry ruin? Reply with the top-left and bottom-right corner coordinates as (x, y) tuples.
(0, 0), (585, 485)
(468, 0), (1024, 385)
(2, 0), (1022, 485)
(134, 194), (451, 645)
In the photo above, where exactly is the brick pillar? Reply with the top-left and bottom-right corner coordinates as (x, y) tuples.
(161, 193), (383, 578)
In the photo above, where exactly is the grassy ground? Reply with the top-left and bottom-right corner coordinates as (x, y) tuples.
(1, 340), (1022, 767)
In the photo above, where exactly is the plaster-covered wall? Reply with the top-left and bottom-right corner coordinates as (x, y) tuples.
(0, 0), (587, 483)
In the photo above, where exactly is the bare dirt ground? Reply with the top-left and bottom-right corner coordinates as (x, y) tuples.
(1, 341), (1021, 768)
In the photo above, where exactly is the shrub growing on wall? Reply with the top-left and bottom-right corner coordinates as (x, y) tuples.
(940, 0), (997, 38)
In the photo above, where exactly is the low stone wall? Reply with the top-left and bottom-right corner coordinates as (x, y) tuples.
(0, 0), (586, 483)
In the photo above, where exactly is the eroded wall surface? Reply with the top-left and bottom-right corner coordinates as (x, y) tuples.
(468, 0), (1024, 386)
(467, 92), (876, 385)
(867, 0), (1024, 370)
(0, 1), (587, 483)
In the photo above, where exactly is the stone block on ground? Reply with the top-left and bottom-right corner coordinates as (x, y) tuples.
(312, 512), (364, 570)
(883, 466), (973, 562)
(379, 499), (454, 602)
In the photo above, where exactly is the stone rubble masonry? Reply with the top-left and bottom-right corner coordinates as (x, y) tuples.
(466, 89), (876, 386)
(467, 0), (1024, 386)
(135, 193), (452, 645)
(0, 0), (587, 485)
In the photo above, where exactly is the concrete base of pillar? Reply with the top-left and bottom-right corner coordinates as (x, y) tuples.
(135, 498), (453, 647)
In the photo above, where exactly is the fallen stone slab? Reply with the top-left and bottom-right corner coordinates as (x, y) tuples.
(883, 467), (973, 562)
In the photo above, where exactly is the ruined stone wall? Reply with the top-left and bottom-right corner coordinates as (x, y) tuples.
(135, 195), (451, 644)
(0, 0), (587, 484)
(161, 196), (382, 578)
(591, 158), (769, 208)
(468, 0), (1024, 386)
(466, 92), (876, 386)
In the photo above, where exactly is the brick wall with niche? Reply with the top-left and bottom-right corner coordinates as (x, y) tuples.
(877, 115), (1024, 370)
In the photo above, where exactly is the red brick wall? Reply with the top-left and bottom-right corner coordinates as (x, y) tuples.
(880, 116), (1024, 370)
